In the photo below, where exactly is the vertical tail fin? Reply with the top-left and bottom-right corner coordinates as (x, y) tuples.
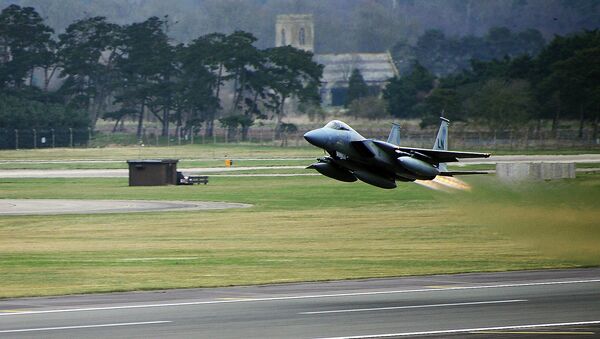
(387, 122), (401, 145)
(433, 117), (449, 150)
(434, 117), (450, 173)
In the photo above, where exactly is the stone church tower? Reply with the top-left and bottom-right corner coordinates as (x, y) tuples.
(275, 14), (314, 52)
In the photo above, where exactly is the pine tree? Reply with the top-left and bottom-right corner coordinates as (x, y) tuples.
(346, 68), (368, 107)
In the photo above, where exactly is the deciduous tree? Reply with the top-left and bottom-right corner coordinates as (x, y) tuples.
(0, 5), (54, 88)
(465, 78), (535, 133)
(262, 46), (322, 129)
(58, 16), (122, 127)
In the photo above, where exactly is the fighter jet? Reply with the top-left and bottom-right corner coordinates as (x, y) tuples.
(304, 117), (490, 189)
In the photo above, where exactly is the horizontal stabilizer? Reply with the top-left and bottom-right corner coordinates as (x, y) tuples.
(396, 147), (491, 163)
(438, 171), (491, 176)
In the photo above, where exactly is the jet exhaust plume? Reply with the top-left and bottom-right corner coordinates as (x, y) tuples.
(414, 176), (472, 191)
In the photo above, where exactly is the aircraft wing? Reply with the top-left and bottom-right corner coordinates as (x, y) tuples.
(370, 140), (490, 163)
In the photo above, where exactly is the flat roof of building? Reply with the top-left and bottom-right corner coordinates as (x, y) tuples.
(126, 159), (179, 164)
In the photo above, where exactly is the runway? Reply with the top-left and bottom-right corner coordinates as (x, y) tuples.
(0, 154), (599, 178)
(1, 268), (599, 338)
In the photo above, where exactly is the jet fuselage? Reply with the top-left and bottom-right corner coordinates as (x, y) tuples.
(304, 119), (490, 189)
(304, 120), (437, 188)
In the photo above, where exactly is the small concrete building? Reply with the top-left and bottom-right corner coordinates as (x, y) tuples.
(496, 162), (576, 182)
(127, 159), (179, 186)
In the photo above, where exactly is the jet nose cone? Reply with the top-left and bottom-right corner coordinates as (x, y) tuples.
(304, 129), (326, 148)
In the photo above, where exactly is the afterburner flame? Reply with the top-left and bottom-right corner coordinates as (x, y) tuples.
(414, 176), (472, 191)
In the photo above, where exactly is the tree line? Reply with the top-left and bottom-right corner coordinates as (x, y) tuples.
(382, 29), (600, 139)
(0, 4), (322, 139)
(2, 3), (599, 143)
(392, 27), (546, 76)
(3, 0), (598, 54)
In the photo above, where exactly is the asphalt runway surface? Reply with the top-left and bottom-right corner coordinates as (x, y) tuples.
(0, 199), (251, 215)
(0, 154), (599, 178)
(0, 268), (599, 338)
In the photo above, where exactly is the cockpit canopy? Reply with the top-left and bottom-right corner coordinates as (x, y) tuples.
(324, 120), (353, 131)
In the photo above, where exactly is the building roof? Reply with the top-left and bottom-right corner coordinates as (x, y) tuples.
(127, 159), (179, 164)
(314, 52), (399, 86)
(276, 14), (313, 23)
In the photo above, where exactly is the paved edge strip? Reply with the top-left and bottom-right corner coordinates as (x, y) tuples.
(0, 321), (172, 333)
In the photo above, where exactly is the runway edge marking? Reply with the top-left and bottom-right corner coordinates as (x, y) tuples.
(1, 278), (599, 317)
(313, 320), (600, 339)
(0, 321), (172, 334)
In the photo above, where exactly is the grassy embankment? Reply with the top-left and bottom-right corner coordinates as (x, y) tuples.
(0, 170), (599, 298)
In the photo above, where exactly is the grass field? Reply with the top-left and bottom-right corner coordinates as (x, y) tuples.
(0, 143), (598, 161)
(1, 171), (599, 298)
(0, 144), (599, 173)
(0, 144), (318, 161)
(0, 159), (313, 170)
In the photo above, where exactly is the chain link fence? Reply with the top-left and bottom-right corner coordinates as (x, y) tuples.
(0, 128), (92, 149)
(1, 126), (599, 150)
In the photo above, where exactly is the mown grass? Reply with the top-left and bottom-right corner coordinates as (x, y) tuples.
(451, 173), (600, 265)
(490, 148), (600, 155)
(1, 143), (599, 162)
(576, 163), (600, 168)
(0, 161), (597, 173)
(0, 159), (313, 170)
(0, 144), (318, 161)
(0, 173), (599, 298)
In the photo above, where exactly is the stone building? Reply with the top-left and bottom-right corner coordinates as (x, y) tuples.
(314, 53), (398, 106)
(275, 14), (314, 52)
(275, 14), (398, 106)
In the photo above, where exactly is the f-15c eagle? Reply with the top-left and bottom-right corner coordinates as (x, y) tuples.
(303, 117), (490, 189)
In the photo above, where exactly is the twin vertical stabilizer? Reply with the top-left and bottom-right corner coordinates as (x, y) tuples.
(433, 117), (449, 151)
(387, 117), (448, 150)
(387, 122), (401, 145)
(434, 117), (450, 172)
